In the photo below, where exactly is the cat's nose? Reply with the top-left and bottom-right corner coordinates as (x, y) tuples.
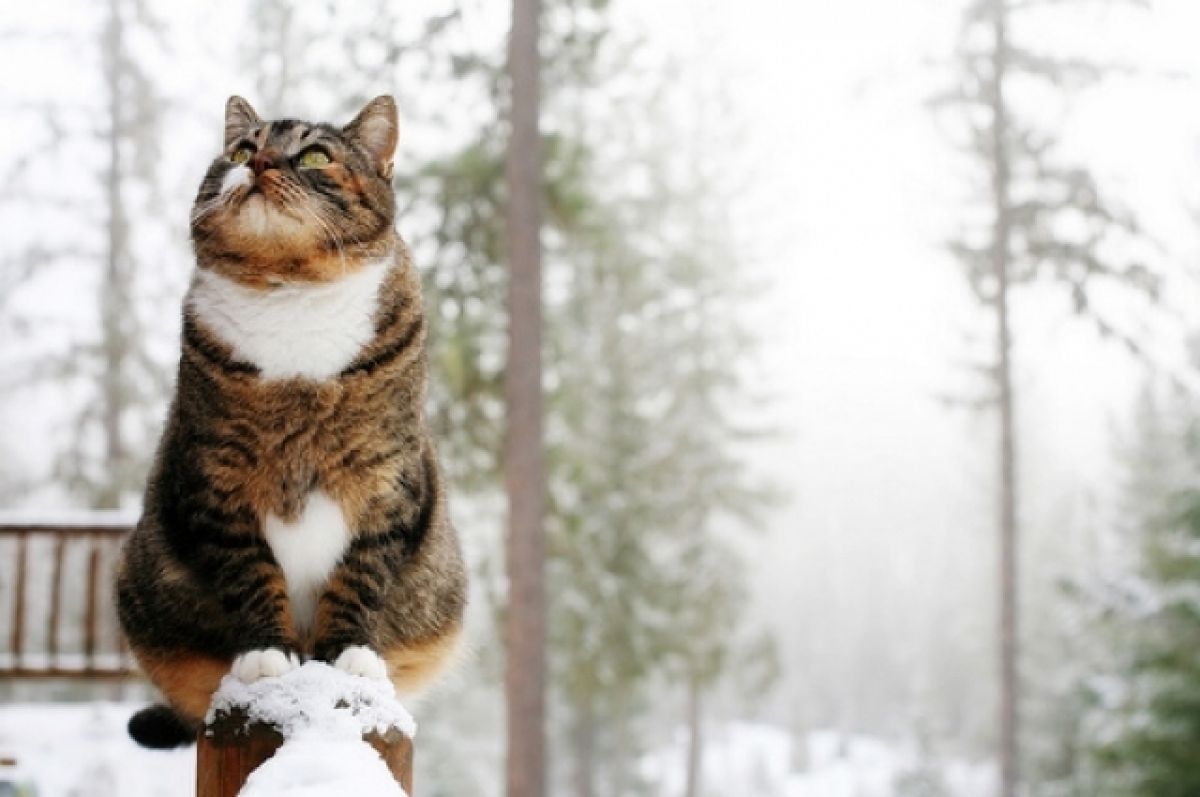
(250, 149), (281, 176)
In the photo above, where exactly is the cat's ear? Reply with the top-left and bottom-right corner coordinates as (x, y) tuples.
(224, 96), (261, 148)
(343, 95), (398, 179)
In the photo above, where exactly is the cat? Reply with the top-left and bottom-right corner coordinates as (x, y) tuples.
(116, 95), (467, 749)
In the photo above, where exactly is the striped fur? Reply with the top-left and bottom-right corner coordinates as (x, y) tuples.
(116, 96), (466, 736)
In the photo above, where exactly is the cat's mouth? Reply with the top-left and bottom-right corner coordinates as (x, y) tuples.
(231, 181), (297, 220)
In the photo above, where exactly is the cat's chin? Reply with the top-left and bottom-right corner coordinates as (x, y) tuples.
(209, 200), (326, 263)
(233, 195), (304, 237)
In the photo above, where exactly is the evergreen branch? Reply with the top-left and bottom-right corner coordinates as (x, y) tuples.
(1007, 50), (1134, 88)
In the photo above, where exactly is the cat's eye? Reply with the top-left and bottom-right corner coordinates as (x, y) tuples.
(230, 146), (254, 165)
(298, 148), (331, 168)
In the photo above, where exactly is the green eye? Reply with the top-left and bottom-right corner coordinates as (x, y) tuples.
(298, 149), (331, 168)
(231, 146), (253, 165)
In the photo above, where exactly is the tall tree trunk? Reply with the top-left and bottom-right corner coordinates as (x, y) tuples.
(683, 674), (704, 797)
(611, 694), (633, 796)
(504, 0), (546, 795)
(100, 0), (127, 510)
(570, 697), (596, 797)
(989, 1), (1018, 795)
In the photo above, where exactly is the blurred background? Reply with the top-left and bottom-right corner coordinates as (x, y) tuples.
(2, 0), (1200, 795)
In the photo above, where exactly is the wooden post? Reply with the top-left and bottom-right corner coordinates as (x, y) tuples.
(84, 543), (101, 669)
(196, 709), (414, 797)
(11, 532), (27, 666)
(47, 533), (67, 662)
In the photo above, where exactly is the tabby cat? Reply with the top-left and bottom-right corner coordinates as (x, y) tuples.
(116, 95), (467, 748)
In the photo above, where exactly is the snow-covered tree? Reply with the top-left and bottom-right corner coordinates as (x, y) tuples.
(936, 1), (1157, 791)
(0, 0), (175, 509)
(1073, 377), (1200, 796)
(537, 27), (775, 797)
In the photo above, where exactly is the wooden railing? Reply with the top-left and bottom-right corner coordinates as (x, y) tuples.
(0, 513), (137, 678)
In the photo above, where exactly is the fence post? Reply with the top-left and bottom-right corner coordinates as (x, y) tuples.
(196, 708), (414, 797)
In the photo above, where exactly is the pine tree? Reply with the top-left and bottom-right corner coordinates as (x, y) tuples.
(1019, 378), (1200, 797)
(937, 1), (1156, 790)
(1086, 378), (1200, 796)
(539, 31), (775, 796)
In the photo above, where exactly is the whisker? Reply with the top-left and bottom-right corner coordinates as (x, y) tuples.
(189, 186), (243, 225)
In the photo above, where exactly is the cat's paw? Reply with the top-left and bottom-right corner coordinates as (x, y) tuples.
(333, 645), (389, 680)
(231, 648), (300, 683)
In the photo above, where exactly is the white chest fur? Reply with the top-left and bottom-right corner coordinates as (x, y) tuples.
(263, 491), (351, 634)
(187, 256), (391, 381)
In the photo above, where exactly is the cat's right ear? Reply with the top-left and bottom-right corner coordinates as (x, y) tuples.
(224, 96), (261, 148)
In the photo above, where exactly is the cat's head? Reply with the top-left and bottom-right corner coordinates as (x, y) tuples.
(191, 96), (399, 285)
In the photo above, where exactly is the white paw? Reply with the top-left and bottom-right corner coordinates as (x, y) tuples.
(231, 648), (300, 683)
(334, 645), (389, 680)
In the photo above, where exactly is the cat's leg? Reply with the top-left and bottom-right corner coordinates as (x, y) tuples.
(310, 537), (396, 678)
(311, 511), (466, 695)
(120, 519), (302, 710)
(166, 510), (303, 681)
(314, 442), (466, 691)
(199, 541), (302, 682)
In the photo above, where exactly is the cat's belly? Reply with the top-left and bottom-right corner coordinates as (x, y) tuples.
(263, 490), (351, 635)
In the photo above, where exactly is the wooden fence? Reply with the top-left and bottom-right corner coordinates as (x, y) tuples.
(0, 515), (136, 678)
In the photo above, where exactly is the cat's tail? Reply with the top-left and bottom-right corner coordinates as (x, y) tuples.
(128, 704), (200, 749)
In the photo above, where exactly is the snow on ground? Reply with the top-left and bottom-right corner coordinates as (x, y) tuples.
(0, 702), (193, 797)
(643, 722), (996, 797)
(2, 692), (993, 797)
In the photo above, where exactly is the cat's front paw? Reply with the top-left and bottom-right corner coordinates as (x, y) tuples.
(333, 645), (389, 680)
(231, 648), (300, 683)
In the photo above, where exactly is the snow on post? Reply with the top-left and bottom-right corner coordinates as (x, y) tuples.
(197, 661), (416, 797)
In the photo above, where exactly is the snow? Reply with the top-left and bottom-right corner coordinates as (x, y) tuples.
(0, 508), (138, 528)
(207, 659), (415, 740)
(642, 722), (996, 797)
(239, 731), (405, 797)
(0, 702), (193, 797)
(0, 652), (133, 672)
(1, 695), (1002, 797)
(207, 660), (415, 797)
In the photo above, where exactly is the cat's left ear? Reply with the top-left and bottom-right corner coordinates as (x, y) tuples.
(344, 95), (399, 179)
